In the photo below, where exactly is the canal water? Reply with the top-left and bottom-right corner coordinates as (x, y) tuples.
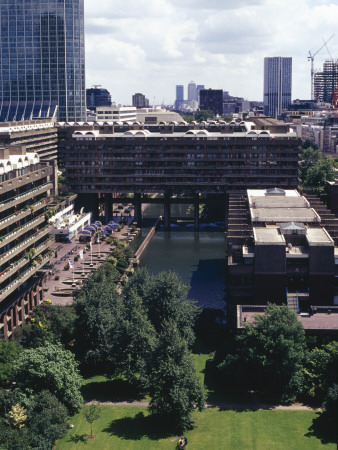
(133, 202), (227, 310)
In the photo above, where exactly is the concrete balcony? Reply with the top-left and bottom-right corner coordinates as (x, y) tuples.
(0, 214), (45, 248)
(0, 253), (51, 302)
(0, 166), (53, 195)
(0, 236), (52, 286)
(0, 200), (45, 231)
(0, 182), (52, 212)
(0, 224), (53, 266)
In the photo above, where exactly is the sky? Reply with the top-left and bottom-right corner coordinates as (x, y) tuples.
(85, 0), (338, 106)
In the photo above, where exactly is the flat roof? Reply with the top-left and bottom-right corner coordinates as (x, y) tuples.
(253, 227), (285, 245)
(247, 188), (300, 199)
(238, 305), (338, 331)
(250, 207), (320, 223)
(249, 195), (309, 209)
(306, 227), (334, 246)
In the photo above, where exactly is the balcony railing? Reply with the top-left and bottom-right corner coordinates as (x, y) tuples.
(0, 253), (51, 301)
(0, 182), (52, 211)
(0, 236), (53, 285)
(0, 214), (45, 247)
(0, 224), (53, 265)
(0, 200), (45, 230)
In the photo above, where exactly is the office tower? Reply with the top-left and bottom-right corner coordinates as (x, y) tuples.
(132, 93), (149, 108)
(0, 0), (86, 122)
(314, 60), (338, 104)
(188, 81), (197, 102)
(263, 57), (292, 117)
(87, 87), (112, 111)
(199, 89), (223, 115)
(196, 84), (205, 97)
(175, 85), (184, 109)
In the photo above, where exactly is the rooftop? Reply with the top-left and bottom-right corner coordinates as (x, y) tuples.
(253, 227), (285, 245)
(238, 305), (338, 332)
(250, 207), (320, 224)
(306, 227), (334, 246)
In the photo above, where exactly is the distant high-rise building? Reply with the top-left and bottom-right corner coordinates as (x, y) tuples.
(86, 87), (112, 111)
(314, 60), (338, 104)
(196, 85), (205, 96)
(0, 0), (86, 122)
(175, 85), (184, 109)
(199, 89), (223, 115)
(188, 81), (197, 102)
(132, 93), (149, 108)
(263, 57), (292, 117)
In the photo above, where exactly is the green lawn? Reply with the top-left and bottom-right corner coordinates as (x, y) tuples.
(59, 352), (335, 449)
(57, 406), (334, 449)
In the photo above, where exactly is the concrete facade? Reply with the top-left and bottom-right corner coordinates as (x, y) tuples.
(0, 145), (55, 339)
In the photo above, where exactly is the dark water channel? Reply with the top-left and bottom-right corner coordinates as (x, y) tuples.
(132, 202), (227, 310)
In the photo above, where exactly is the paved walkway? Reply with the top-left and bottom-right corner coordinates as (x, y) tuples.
(86, 400), (322, 411)
(43, 218), (136, 305)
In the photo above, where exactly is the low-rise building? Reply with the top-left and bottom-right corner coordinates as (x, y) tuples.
(226, 188), (338, 309)
(0, 145), (56, 339)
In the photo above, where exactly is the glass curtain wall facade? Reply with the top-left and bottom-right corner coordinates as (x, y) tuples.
(0, 0), (85, 122)
(264, 57), (292, 117)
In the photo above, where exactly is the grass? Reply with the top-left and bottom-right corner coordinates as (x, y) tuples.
(57, 406), (334, 449)
(61, 349), (335, 449)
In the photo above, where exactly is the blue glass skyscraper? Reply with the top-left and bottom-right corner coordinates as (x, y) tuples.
(264, 57), (292, 118)
(0, 0), (86, 122)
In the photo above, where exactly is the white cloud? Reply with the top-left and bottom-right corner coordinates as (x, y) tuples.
(85, 0), (338, 104)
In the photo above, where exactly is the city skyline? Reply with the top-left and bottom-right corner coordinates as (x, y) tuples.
(85, 0), (338, 105)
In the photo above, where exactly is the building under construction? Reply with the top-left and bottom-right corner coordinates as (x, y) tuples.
(314, 60), (338, 104)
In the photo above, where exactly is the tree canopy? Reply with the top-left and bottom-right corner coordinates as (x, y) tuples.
(13, 342), (83, 412)
(0, 340), (21, 387)
(219, 304), (307, 403)
(300, 145), (336, 188)
(148, 322), (205, 431)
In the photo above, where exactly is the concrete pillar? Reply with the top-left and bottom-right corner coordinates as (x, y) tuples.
(80, 193), (99, 220)
(164, 192), (171, 230)
(194, 192), (200, 231)
(2, 315), (8, 342)
(10, 308), (14, 330)
(134, 193), (142, 226)
(21, 298), (26, 327)
(14, 303), (19, 327)
(105, 194), (113, 223)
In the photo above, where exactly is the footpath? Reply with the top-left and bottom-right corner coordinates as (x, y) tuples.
(85, 399), (321, 411)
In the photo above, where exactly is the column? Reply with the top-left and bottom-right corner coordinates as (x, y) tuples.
(194, 192), (200, 231)
(21, 298), (26, 327)
(2, 315), (8, 342)
(164, 191), (171, 230)
(105, 194), (112, 223)
(14, 303), (19, 327)
(134, 193), (142, 226)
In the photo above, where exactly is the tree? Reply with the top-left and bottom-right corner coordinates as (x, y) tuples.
(125, 269), (200, 347)
(26, 390), (68, 449)
(194, 110), (214, 122)
(13, 342), (83, 412)
(84, 403), (101, 438)
(8, 404), (27, 429)
(19, 306), (54, 349)
(46, 304), (76, 347)
(148, 322), (205, 431)
(121, 290), (156, 385)
(300, 146), (336, 188)
(219, 304), (307, 403)
(305, 341), (338, 402)
(0, 340), (21, 387)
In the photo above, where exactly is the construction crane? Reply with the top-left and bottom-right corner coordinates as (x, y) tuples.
(308, 34), (334, 100)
